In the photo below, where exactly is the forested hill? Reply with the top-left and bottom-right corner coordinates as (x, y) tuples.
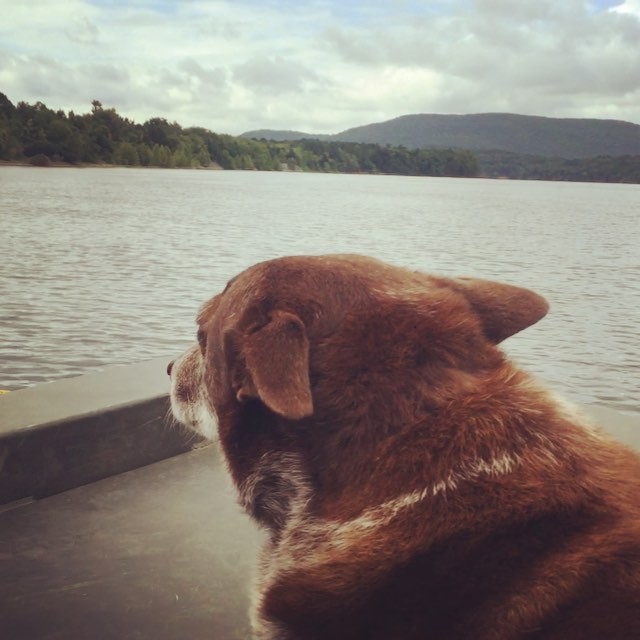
(243, 113), (640, 159)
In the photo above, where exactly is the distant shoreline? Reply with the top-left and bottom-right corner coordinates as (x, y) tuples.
(4, 161), (640, 186)
(0, 159), (224, 170)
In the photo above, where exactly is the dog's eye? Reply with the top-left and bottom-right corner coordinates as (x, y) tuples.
(197, 329), (207, 351)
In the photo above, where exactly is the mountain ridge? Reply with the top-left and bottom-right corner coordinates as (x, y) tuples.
(242, 113), (640, 159)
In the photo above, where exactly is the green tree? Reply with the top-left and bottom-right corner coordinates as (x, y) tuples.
(143, 118), (181, 151)
(113, 141), (140, 166)
(150, 144), (174, 167)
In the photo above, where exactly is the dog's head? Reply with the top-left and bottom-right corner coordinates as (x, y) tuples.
(169, 254), (548, 528)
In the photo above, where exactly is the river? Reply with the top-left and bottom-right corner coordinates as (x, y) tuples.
(1, 166), (638, 415)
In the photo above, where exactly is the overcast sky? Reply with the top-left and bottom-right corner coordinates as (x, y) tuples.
(1, 0), (639, 135)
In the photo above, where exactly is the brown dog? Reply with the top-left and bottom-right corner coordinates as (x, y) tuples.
(168, 254), (640, 640)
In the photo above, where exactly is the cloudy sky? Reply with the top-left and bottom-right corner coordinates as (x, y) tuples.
(1, 0), (639, 135)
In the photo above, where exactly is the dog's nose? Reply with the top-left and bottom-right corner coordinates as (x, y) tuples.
(167, 360), (174, 377)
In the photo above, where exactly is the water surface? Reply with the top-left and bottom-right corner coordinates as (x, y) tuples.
(1, 166), (638, 414)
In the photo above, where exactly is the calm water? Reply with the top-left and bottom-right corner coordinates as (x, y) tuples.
(1, 166), (638, 414)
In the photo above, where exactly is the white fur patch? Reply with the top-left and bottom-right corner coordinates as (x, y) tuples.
(259, 451), (523, 582)
(431, 451), (522, 496)
(246, 452), (313, 639)
(321, 450), (522, 541)
(169, 346), (218, 441)
(239, 451), (312, 531)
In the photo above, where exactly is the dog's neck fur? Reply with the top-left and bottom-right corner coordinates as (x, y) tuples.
(301, 365), (570, 519)
(221, 355), (605, 538)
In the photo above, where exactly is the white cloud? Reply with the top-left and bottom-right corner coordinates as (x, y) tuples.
(610, 0), (640, 16)
(0, 0), (639, 134)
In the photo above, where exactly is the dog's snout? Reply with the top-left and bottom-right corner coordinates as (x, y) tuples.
(167, 360), (174, 377)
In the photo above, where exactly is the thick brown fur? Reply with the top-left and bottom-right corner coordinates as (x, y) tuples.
(169, 254), (640, 640)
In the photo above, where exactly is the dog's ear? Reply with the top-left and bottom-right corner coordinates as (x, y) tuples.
(447, 277), (549, 344)
(239, 310), (313, 420)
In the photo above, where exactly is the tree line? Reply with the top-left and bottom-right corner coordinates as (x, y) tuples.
(476, 150), (640, 184)
(0, 93), (478, 177)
